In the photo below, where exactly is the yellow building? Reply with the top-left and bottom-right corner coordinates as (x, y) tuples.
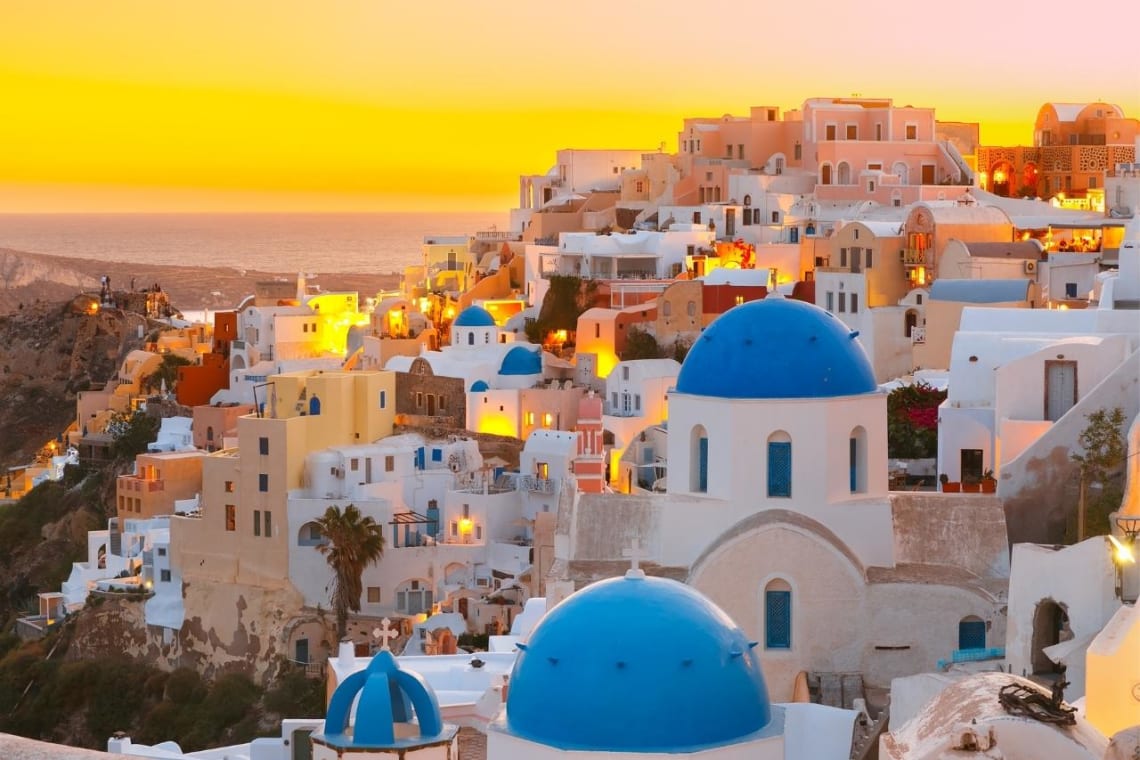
(172, 369), (397, 589)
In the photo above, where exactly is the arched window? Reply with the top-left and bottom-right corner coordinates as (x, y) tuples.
(958, 615), (986, 650)
(467, 332), (474, 346)
(690, 425), (708, 493)
(308, 395), (321, 416)
(764, 578), (792, 649)
(662, 301), (672, 317)
(850, 426), (867, 493)
(206, 426), (214, 442)
(297, 522), (328, 547)
(686, 301), (696, 317)
(837, 162), (851, 186)
(767, 431), (792, 498)
(820, 164), (832, 186)
(892, 161), (909, 186)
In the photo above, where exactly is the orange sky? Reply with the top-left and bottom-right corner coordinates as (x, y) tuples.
(1, 0), (1137, 213)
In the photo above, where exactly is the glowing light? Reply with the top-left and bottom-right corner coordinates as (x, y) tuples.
(542, 412), (554, 428)
(1109, 535), (1135, 564)
(458, 518), (473, 534)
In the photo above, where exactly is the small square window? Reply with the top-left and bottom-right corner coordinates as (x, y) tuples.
(160, 569), (171, 583)
(157, 547), (166, 556)
(350, 458), (359, 471)
(224, 480), (234, 493)
(385, 455), (395, 472)
(905, 124), (917, 140)
(367, 587), (381, 604)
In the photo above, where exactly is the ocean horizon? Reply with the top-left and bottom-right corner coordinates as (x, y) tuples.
(0, 211), (511, 275)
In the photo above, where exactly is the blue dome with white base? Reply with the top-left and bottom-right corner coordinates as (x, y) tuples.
(505, 573), (771, 752)
(453, 305), (496, 327)
(675, 298), (877, 399)
(499, 345), (542, 376)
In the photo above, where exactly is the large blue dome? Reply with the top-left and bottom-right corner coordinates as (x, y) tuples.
(506, 574), (771, 752)
(675, 298), (877, 399)
(453, 305), (496, 327)
(499, 345), (542, 376)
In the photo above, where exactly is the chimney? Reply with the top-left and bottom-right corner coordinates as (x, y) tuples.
(338, 639), (355, 669)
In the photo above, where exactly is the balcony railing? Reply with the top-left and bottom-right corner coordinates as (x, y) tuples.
(518, 475), (559, 494)
(902, 248), (927, 267)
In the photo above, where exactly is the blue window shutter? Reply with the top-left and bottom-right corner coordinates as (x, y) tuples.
(849, 437), (857, 492)
(309, 396), (321, 416)
(768, 442), (792, 497)
(431, 448), (443, 462)
(958, 620), (986, 650)
(765, 590), (791, 649)
(698, 437), (708, 492)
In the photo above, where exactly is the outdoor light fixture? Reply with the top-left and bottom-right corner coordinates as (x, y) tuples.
(1111, 516), (1140, 603)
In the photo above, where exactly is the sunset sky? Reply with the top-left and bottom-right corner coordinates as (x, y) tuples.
(1, 0), (1137, 213)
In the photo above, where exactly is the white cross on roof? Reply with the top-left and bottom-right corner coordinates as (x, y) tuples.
(622, 538), (646, 580)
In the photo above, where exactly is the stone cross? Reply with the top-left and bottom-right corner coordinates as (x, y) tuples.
(623, 538), (646, 579)
(375, 617), (398, 651)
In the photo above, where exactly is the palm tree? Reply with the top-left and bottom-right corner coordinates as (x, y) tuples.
(313, 503), (386, 642)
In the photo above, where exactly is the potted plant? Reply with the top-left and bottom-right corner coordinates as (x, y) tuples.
(981, 469), (997, 494)
(940, 474), (961, 493)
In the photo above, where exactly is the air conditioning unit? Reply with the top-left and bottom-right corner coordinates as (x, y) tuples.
(1024, 260), (1038, 274)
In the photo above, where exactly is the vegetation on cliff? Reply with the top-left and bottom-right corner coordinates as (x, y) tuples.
(0, 620), (325, 751)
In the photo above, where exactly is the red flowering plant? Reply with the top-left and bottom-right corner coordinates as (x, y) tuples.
(887, 382), (946, 458)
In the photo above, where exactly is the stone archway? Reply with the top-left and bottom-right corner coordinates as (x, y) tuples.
(1031, 599), (1070, 675)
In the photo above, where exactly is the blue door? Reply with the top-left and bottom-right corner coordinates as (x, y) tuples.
(849, 437), (858, 492)
(789, 227), (799, 244)
(958, 619), (986, 650)
(308, 396), (321, 415)
(415, 447), (425, 470)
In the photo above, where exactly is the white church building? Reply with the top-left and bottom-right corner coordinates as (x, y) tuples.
(548, 297), (1012, 700)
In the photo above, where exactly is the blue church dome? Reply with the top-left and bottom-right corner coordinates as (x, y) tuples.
(499, 345), (542, 376)
(506, 574), (771, 752)
(675, 298), (877, 399)
(317, 649), (453, 749)
(470, 379), (490, 392)
(453, 305), (496, 327)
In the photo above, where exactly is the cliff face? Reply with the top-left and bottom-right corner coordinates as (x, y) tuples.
(0, 299), (143, 471)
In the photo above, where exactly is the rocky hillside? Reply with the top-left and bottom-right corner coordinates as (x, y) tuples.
(0, 299), (148, 471)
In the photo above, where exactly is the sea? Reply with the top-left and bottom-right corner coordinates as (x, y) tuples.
(0, 212), (511, 275)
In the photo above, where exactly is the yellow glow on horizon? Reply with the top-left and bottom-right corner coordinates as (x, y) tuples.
(0, 1), (1136, 212)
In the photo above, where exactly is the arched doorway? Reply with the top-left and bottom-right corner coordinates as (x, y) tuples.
(1021, 163), (1039, 198)
(991, 161), (1014, 197)
(892, 161), (909, 186)
(1031, 599), (1069, 674)
(904, 309), (918, 338)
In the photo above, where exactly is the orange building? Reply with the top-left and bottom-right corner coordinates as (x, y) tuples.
(177, 311), (236, 406)
(116, 450), (205, 521)
(977, 102), (1138, 204)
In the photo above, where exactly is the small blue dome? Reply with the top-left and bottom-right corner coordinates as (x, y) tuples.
(318, 650), (452, 749)
(470, 379), (490, 392)
(453, 305), (496, 327)
(499, 345), (542, 376)
(506, 574), (771, 752)
(675, 298), (877, 399)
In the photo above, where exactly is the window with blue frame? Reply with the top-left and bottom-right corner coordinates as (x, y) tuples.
(767, 438), (792, 497)
(431, 448), (443, 463)
(958, 616), (986, 650)
(765, 581), (792, 649)
(691, 426), (708, 493)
